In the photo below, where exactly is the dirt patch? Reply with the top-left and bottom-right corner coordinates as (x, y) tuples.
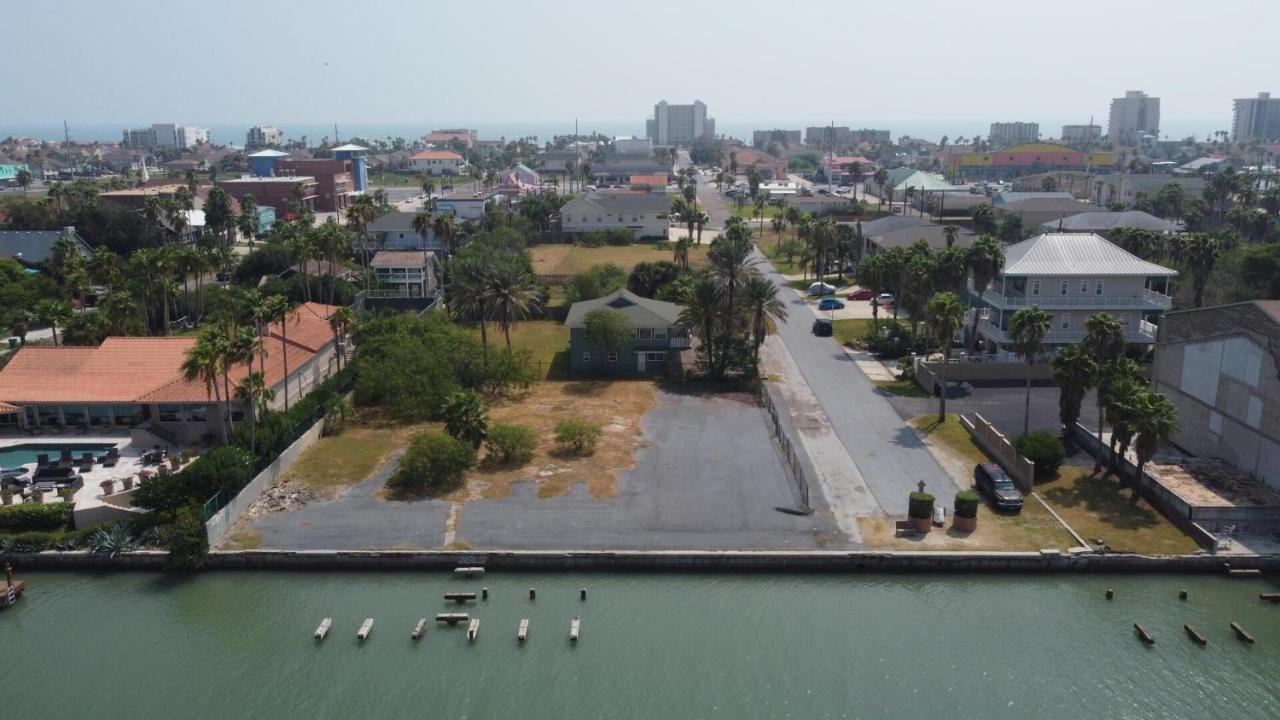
(1147, 457), (1280, 508)
(458, 380), (658, 501)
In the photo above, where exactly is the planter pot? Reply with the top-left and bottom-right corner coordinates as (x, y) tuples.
(99, 480), (115, 496)
(909, 515), (932, 533)
(169, 458), (182, 471)
(122, 477), (135, 491)
(1, 491), (12, 505)
(27, 490), (41, 504)
(952, 514), (977, 533)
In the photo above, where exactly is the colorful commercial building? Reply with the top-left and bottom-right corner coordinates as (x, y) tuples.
(944, 142), (1115, 181)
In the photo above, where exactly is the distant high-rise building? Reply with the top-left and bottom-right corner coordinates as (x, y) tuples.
(247, 125), (284, 148)
(1061, 124), (1102, 142)
(121, 123), (209, 150)
(1107, 91), (1160, 146)
(805, 126), (851, 148)
(752, 129), (801, 148)
(645, 101), (715, 146)
(989, 122), (1040, 147)
(1232, 93), (1280, 142)
(850, 129), (891, 145)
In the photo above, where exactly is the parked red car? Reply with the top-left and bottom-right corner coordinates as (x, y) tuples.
(846, 289), (874, 301)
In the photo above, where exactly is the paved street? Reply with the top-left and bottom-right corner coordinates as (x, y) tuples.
(691, 167), (956, 516)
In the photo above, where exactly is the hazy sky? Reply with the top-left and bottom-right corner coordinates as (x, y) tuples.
(8, 0), (1276, 130)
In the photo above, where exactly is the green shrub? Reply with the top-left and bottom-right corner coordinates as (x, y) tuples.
(162, 505), (208, 571)
(908, 491), (935, 519)
(443, 391), (489, 449)
(1015, 430), (1065, 480)
(0, 502), (74, 532)
(577, 231), (607, 248)
(604, 228), (633, 246)
(554, 418), (603, 455)
(954, 490), (980, 519)
(389, 432), (476, 496)
(484, 423), (538, 467)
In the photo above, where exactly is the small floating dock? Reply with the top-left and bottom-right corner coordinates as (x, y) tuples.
(412, 619), (427, 641)
(1231, 622), (1255, 644)
(517, 619), (529, 642)
(444, 592), (477, 604)
(1134, 623), (1155, 644)
(1225, 565), (1262, 578)
(436, 613), (469, 625)
(467, 618), (480, 641)
(314, 618), (332, 640)
(357, 618), (374, 641)
(569, 616), (581, 642)
(1260, 593), (1280, 603)
(1184, 624), (1208, 645)
(455, 567), (485, 577)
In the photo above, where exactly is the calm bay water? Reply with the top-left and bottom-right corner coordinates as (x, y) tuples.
(3, 571), (1279, 718)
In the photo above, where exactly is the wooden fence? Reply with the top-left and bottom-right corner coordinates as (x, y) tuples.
(960, 413), (1035, 492)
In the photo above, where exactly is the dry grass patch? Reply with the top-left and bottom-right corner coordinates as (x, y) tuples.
(530, 242), (709, 275)
(461, 380), (658, 501)
(1036, 465), (1200, 554)
(223, 530), (263, 550)
(283, 410), (428, 497)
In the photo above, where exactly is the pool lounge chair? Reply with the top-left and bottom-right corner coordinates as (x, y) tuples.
(36, 453), (51, 468)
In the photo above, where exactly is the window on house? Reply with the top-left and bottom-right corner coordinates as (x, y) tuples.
(1081, 279), (1089, 293)
(654, 328), (667, 339)
(1031, 280), (1040, 296)
(582, 351), (591, 363)
(608, 352), (618, 363)
(645, 352), (666, 363)
(1095, 280), (1104, 295)
(638, 328), (653, 341)
(1060, 313), (1070, 330)
(1059, 280), (1068, 296)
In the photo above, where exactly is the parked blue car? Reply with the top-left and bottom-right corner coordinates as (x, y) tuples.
(817, 298), (846, 311)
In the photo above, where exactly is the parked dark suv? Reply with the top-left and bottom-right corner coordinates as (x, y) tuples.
(812, 318), (833, 337)
(973, 463), (1024, 512)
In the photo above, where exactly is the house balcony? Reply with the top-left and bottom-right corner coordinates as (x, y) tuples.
(669, 336), (692, 349)
(974, 318), (1155, 345)
(970, 282), (1172, 310)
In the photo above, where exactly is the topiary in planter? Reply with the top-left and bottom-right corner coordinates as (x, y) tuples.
(908, 491), (935, 532)
(953, 490), (980, 532)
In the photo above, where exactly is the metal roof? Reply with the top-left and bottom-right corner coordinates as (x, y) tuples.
(247, 149), (290, 158)
(1039, 210), (1181, 233)
(1002, 233), (1178, 277)
(564, 289), (684, 329)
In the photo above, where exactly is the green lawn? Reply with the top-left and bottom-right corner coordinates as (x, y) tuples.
(472, 319), (569, 380)
(759, 238), (804, 274)
(729, 203), (782, 220)
(832, 318), (906, 346)
(873, 379), (929, 398)
(1036, 466), (1201, 554)
(531, 242), (710, 276)
(367, 172), (478, 189)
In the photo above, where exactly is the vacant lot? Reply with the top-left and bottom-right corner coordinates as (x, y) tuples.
(1037, 466), (1201, 554)
(471, 319), (569, 379)
(532, 242), (710, 275)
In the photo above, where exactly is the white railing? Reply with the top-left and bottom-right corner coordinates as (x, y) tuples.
(976, 319), (1154, 344)
(669, 336), (692, 348)
(972, 287), (1173, 310)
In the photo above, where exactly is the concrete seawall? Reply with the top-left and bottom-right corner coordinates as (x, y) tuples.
(4, 548), (1277, 573)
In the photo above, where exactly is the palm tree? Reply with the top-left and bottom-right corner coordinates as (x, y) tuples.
(432, 213), (458, 264)
(267, 295), (299, 410)
(36, 299), (72, 346)
(857, 254), (887, 329)
(182, 335), (227, 445)
(345, 194), (378, 283)
(451, 254), (493, 348)
(1009, 306), (1053, 435)
(752, 195), (767, 236)
(328, 306), (357, 372)
(965, 235), (1005, 351)
(925, 292), (966, 422)
(673, 237), (691, 271)
(1181, 233), (1219, 308)
(1051, 343), (1098, 440)
(744, 276), (787, 365)
(678, 276), (722, 371)
(1083, 312), (1127, 467)
(1129, 391), (1180, 503)
(485, 262), (540, 349)
(942, 224), (960, 248)
(235, 372), (275, 456)
(770, 215), (785, 249)
(709, 226), (757, 376)
(15, 168), (32, 195)
(873, 167), (889, 210)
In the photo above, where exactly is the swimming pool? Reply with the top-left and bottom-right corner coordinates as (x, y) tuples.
(0, 443), (116, 468)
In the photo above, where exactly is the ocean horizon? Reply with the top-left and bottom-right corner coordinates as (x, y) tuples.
(1, 118), (1229, 147)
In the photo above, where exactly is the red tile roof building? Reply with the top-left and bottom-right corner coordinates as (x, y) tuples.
(0, 303), (344, 443)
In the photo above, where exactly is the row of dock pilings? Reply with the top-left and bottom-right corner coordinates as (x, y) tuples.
(1109, 588), (1264, 647)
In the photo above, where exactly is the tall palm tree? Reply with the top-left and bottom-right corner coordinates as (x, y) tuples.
(857, 254), (888, 329)
(267, 295), (299, 410)
(36, 299), (71, 346)
(451, 254), (493, 348)
(182, 335), (228, 446)
(1181, 233), (1219, 308)
(412, 211), (433, 250)
(925, 292), (966, 422)
(678, 276), (722, 371)
(770, 215), (785, 249)
(873, 167), (889, 210)
(1083, 312), (1127, 467)
(1009, 306), (1053, 435)
(744, 276), (787, 365)
(235, 372), (275, 457)
(942, 224), (960, 248)
(345, 194), (378, 284)
(673, 237), (691, 271)
(752, 195), (767, 236)
(432, 213), (458, 265)
(1129, 391), (1180, 503)
(965, 235), (1005, 351)
(328, 306), (357, 372)
(1051, 342), (1098, 440)
(484, 262), (540, 349)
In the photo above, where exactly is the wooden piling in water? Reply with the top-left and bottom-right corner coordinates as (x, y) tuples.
(412, 618), (427, 640)
(1105, 589), (1114, 600)
(481, 587), (489, 600)
(314, 618), (332, 640)
(1179, 590), (1188, 600)
(435, 613), (469, 624)
(1231, 622), (1255, 644)
(1134, 623), (1155, 644)
(357, 618), (374, 641)
(444, 592), (477, 604)
(455, 567), (485, 577)
(580, 588), (587, 600)
(570, 616), (581, 642)
(1184, 624), (1207, 645)
(467, 618), (480, 641)
(529, 588), (536, 600)
(1260, 593), (1280, 603)
(517, 619), (529, 642)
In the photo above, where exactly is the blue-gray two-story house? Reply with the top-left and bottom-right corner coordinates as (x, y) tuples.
(564, 289), (691, 377)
